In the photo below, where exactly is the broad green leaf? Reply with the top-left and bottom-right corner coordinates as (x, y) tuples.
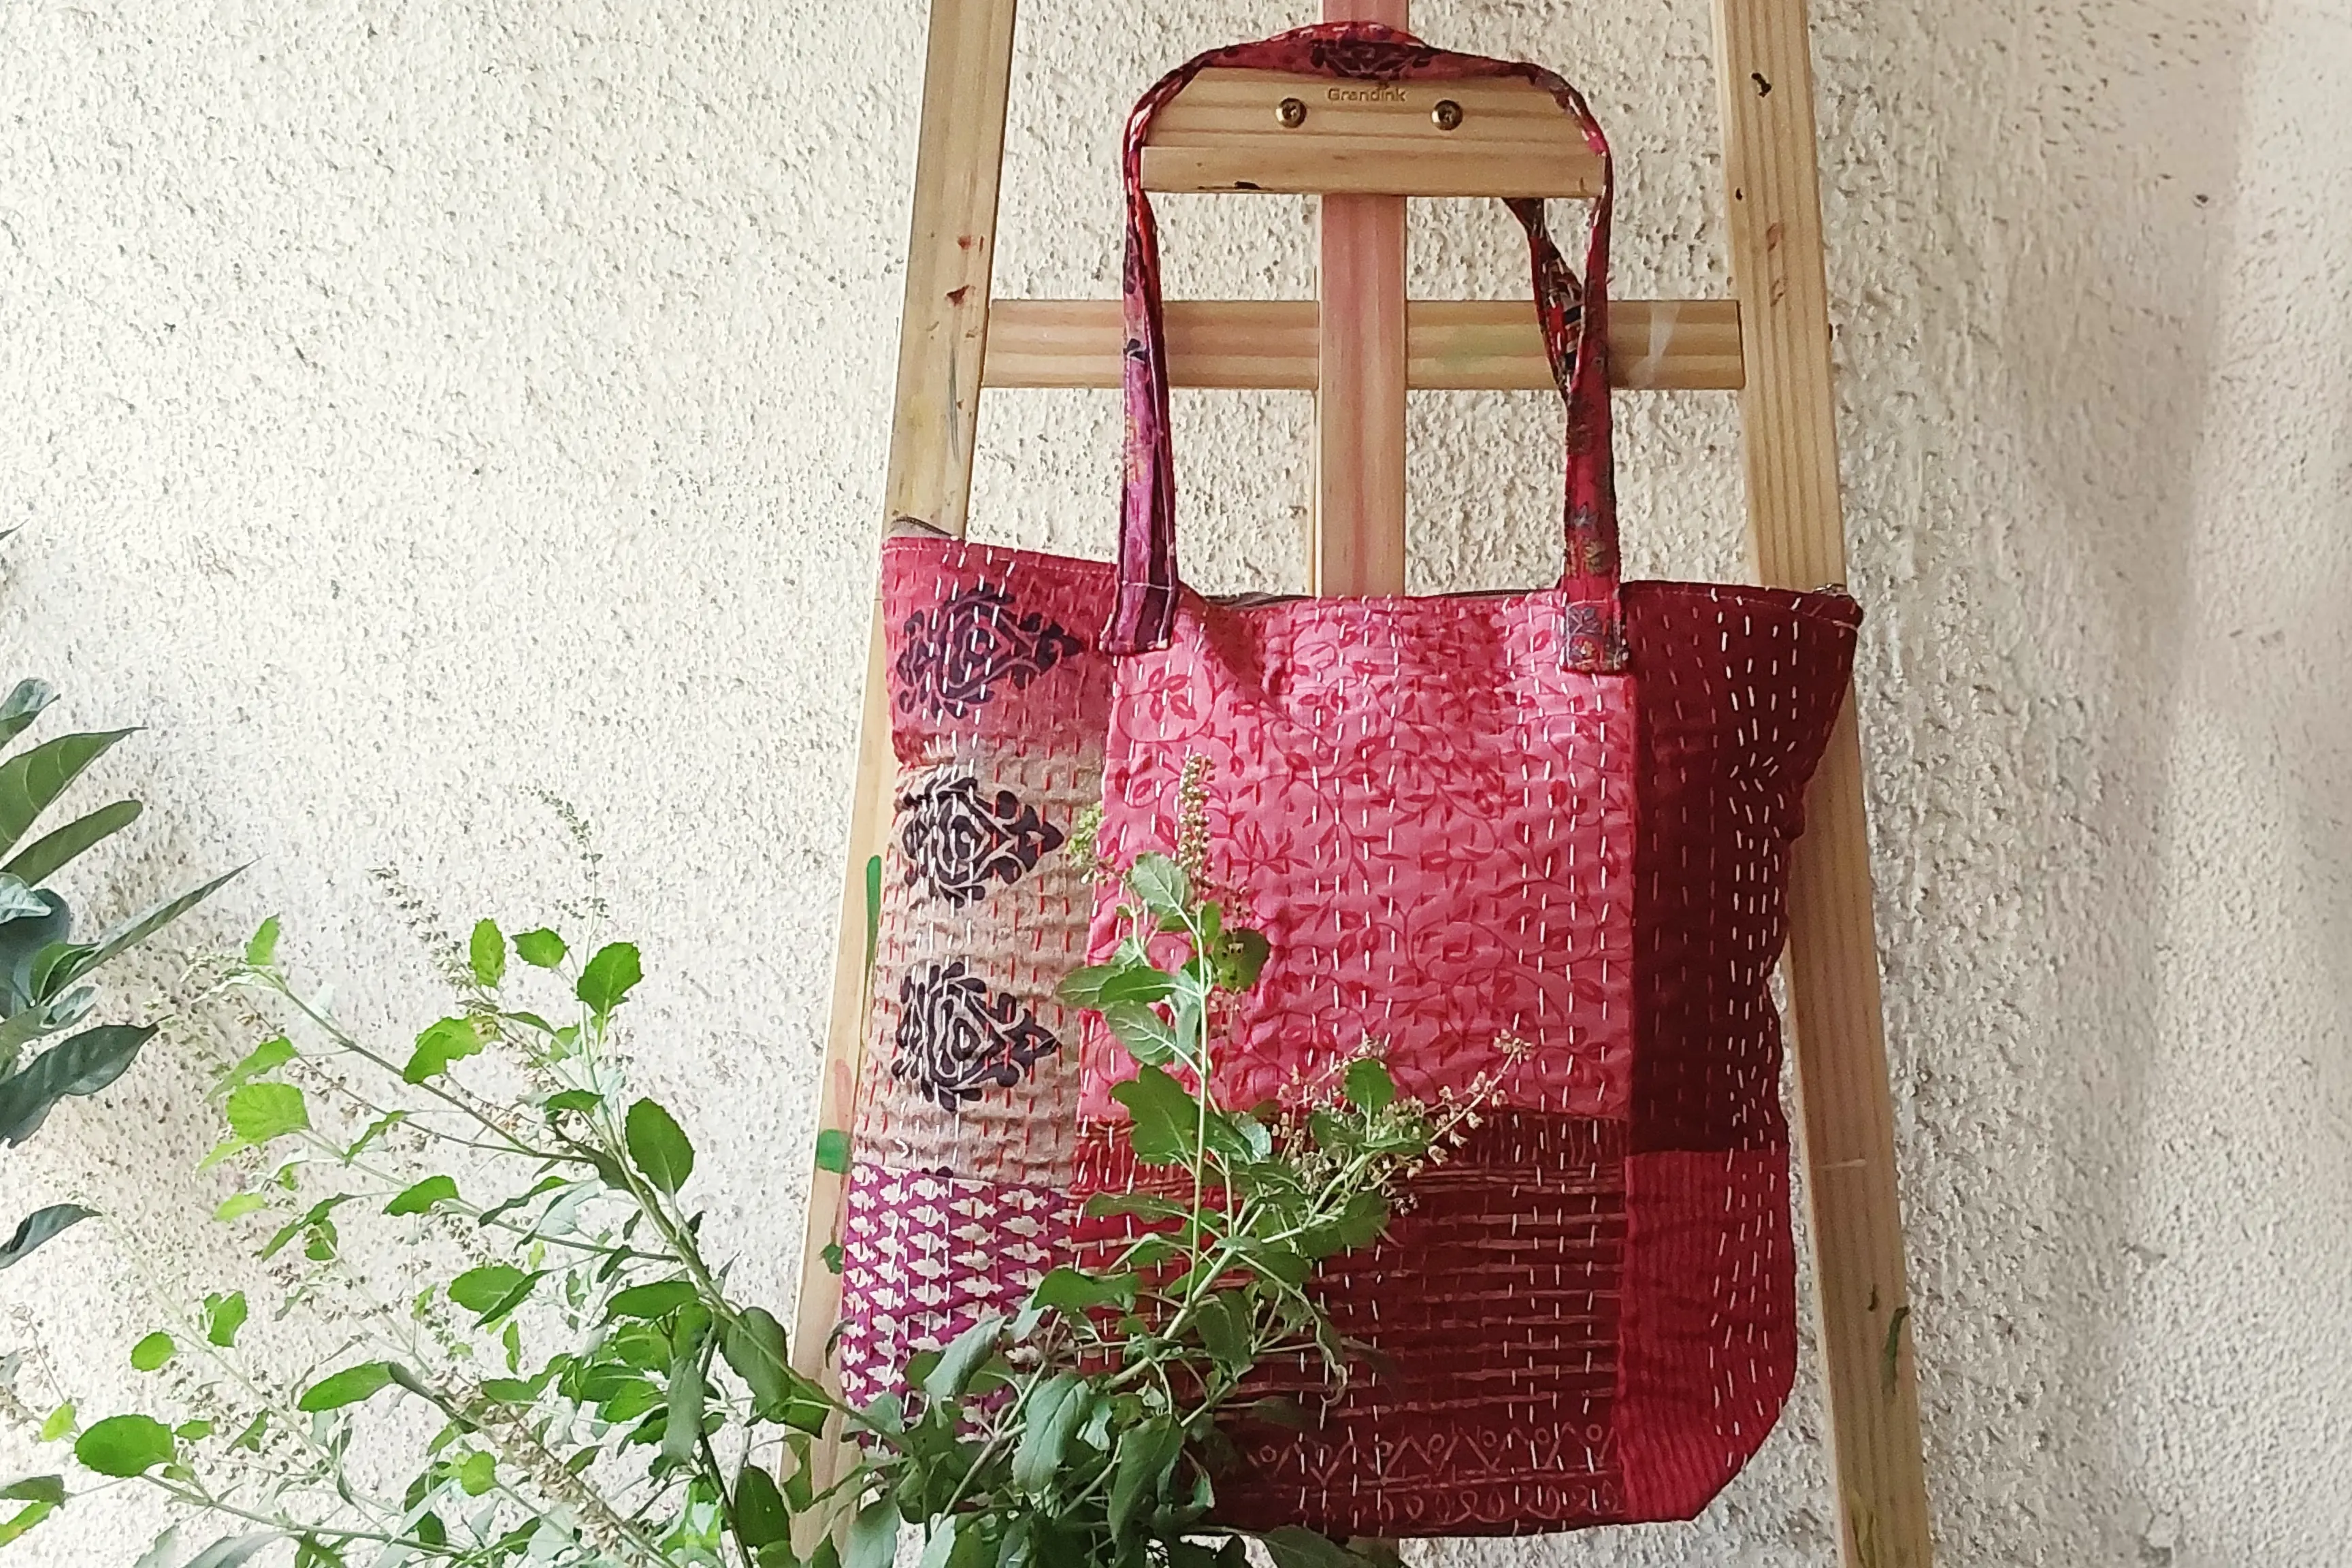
(259, 1195), (353, 1262)
(1011, 1373), (1085, 1492)
(1328, 1190), (1389, 1254)
(39, 865), (244, 996)
(1029, 1266), (1137, 1319)
(0, 729), (135, 862)
(203, 1291), (248, 1348)
(812, 1127), (851, 1174)
(1101, 1001), (1177, 1067)
(624, 1098), (693, 1194)
(606, 1279), (698, 1320)
(0, 874), (48, 921)
(129, 1332), (175, 1372)
(0, 1477), (63, 1505)
(1215, 926), (1270, 992)
(575, 943), (642, 1017)
(295, 1361), (395, 1412)
(845, 1499), (898, 1568)
(244, 916), (280, 966)
(513, 928), (567, 968)
(718, 1306), (793, 1412)
(212, 1193), (267, 1224)
(74, 1414), (175, 1476)
(1125, 855), (1191, 921)
(468, 920), (506, 989)
(0, 1203), (93, 1271)
(734, 1463), (789, 1549)
(402, 1016), (484, 1084)
(0, 680), (55, 749)
(917, 1515), (962, 1568)
(1260, 1527), (1369, 1568)
(922, 1313), (1002, 1402)
(448, 1264), (529, 1315)
(174, 1420), (212, 1441)
(1192, 1290), (1253, 1373)
(216, 1035), (295, 1095)
(183, 1533), (285, 1568)
(0, 1024), (157, 1145)
(661, 1350), (706, 1464)
(37, 1402), (73, 1442)
(224, 1081), (307, 1144)
(541, 1088), (600, 1116)
(384, 1175), (459, 1217)
(1107, 1418), (1183, 1539)
(1110, 1065), (1199, 1167)
(2, 800), (141, 887)
(455, 1451), (495, 1497)
(1341, 1058), (1396, 1117)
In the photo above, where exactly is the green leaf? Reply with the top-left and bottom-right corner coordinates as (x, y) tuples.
(0, 1500), (54, 1548)
(514, 928), (567, 968)
(1326, 1190), (1389, 1253)
(37, 1402), (74, 1442)
(448, 1264), (529, 1315)
(295, 1361), (395, 1413)
(39, 866), (244, 996)
(845, 1499), (898, 1568)
(258, 1195), (353, 1262)
(0, 875), (47, 922)
(244, 917), (280, 966)
(174, 1419), (213, 1441)
(1125, 854), (1191, 921)
(1101, 1001), (1178, 1067)
(402, 1016), (485, 1084)
(0, 680), (55, 749)
(129, 1332), (176, 1372)
(74, 1414), (175, 1476)
(216, 1035), (295, 1096)
(468, 920), (506, 989)
(1029, 1266), (1137, 1320)
(1011, 1373), (1085, 1492)
(1111, 1065), (1199, 1167)
(203, 1291), (248, 1348)
(1260, 1527), (1369, 1568)
(661, 1350), (706, 1464)
(718, 1306), (794, 1413)
(1193, 1290), (1253, 1373)
(1341, 1058), (1396, 1116)
(541, 1088), (600, 1116)
(821, 1241), (845, 1274)
(607, 1279), (698, 1320)
(456, 1451), (496, 1497)
(576, 943), (642, 1017)
(0, 728), (135, 863)
(1108, 1418), (1183, 1539)
(184, 1534), (286, 1568)
(813, 1127), (851, 1174)
(1215, 926), (1270, 992)
(734, 1463), (789, 1550)
(0, 1024), (157, 1145)
(384, 1175), (459, 1217)
(922, 1313), (1002, 1403)
(2, 800), (140, 887)
(0, 1203), (93, 1271)
(624, 1098), (693, 1194)
(0, 1477), (63, 1505)
(223, 1081), (307, 1144)
(212, 1193), (267, 1224)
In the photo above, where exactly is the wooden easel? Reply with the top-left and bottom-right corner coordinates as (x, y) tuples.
(790, 3), (1932, 1563)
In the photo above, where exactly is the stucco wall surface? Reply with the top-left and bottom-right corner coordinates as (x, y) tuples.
(3, 1), (2349, 1564)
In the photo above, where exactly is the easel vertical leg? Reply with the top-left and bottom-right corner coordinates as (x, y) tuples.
(791, 0), (1022, 1533)
(1314, 0), (1410, 596)
(1711, 2), (1933, 1564)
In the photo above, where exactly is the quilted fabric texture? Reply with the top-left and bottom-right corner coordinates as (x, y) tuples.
(829, 20), (1863, 1541)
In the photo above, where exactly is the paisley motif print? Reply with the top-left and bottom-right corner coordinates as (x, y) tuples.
(895, 583), (1083, 719)
(893, 960), (1060, 1111)
(898, 774), (1066, 907)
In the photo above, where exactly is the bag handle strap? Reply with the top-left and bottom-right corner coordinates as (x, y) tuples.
(1106, 22), (1624, 670)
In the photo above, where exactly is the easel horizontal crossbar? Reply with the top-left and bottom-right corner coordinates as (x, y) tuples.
(1143, 67), (1602, 196)
(984, 298), (1741, 390)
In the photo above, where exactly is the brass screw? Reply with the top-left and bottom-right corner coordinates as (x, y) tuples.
(1433, 99), (1464, 131)
(1276, 96), (1307, 128)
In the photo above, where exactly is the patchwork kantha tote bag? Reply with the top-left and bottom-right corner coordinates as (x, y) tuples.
(836, 22), (1861, 1539)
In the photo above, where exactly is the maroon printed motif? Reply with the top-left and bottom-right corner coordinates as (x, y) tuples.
(893, 959), (1061, 1112)
(898, 774), (1067, 908)
(895, 583), (1083, 720)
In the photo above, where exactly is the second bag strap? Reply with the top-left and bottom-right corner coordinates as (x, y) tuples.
(1105, 22), (1624, 670)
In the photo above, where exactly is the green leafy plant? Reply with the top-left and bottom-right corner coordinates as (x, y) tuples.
(0, 806), (1484, 1567)
(0, 676), (239, 1272)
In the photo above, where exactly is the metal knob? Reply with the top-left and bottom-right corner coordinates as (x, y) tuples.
(1276, 96), (1307, 128)
(1433, 98), (1464, 131)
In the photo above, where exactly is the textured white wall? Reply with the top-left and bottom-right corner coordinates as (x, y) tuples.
(4, 1), (2349, 1564)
